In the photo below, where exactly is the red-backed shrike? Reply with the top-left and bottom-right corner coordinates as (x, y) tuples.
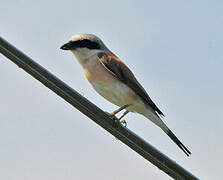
(61, 33), (191, 156)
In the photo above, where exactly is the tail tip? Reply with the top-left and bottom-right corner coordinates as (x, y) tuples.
(167, 130), (191, 157)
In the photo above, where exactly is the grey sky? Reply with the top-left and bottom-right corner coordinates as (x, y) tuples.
(1, 0), (222, 179)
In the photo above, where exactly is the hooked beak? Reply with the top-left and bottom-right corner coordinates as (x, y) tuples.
(60, 42), (73, 50)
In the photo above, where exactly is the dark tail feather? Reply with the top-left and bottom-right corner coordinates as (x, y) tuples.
(167, 129), (191, 156)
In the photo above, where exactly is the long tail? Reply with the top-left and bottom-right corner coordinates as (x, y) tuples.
(167, 129), (191, 156)
(144, 111), (191, 156)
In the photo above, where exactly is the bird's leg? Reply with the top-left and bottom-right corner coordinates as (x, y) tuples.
(118, 110), (129, 127)
(118, 110), (129, 120)
(106, 104), (131, 127)
(111, 104), (131, 116)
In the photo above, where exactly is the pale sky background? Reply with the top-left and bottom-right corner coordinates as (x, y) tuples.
(0, 0), (222, 179)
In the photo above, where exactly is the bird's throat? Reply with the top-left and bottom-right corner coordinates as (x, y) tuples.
(71, 48), (101, 67)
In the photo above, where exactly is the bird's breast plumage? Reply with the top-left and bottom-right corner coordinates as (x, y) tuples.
(82, 54), (145, 112)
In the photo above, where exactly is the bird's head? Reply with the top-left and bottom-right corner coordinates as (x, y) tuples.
(60, 34), (108, 63)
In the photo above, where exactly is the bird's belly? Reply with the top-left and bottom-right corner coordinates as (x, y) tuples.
(90, 80), (144, 113)
(92, 81), (127, 105)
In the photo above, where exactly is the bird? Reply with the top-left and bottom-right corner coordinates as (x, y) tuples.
(60, 33), (191, 156)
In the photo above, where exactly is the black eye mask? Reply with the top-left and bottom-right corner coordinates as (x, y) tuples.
(61, 39), (100, 50)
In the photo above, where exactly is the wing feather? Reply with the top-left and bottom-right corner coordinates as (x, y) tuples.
(97, 52), (164, 117)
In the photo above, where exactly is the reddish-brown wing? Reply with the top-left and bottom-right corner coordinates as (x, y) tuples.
(98, 52), (164, 117)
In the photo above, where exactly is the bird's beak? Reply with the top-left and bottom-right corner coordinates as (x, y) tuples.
(60, 42), (72, 50)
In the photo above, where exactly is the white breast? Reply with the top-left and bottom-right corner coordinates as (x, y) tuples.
(91, 80), (132, 107)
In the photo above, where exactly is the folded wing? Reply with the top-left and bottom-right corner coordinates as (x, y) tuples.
(97, 52), (164, 117)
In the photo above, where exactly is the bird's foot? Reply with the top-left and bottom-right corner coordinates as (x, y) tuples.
(117, 110), (129, 127)
(105, 112), (127, 127)
(118, 119), (127, 127)
(105, 112), (117, 120)
(105, 112), (118, 127)
(106, 105), (130, 127)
